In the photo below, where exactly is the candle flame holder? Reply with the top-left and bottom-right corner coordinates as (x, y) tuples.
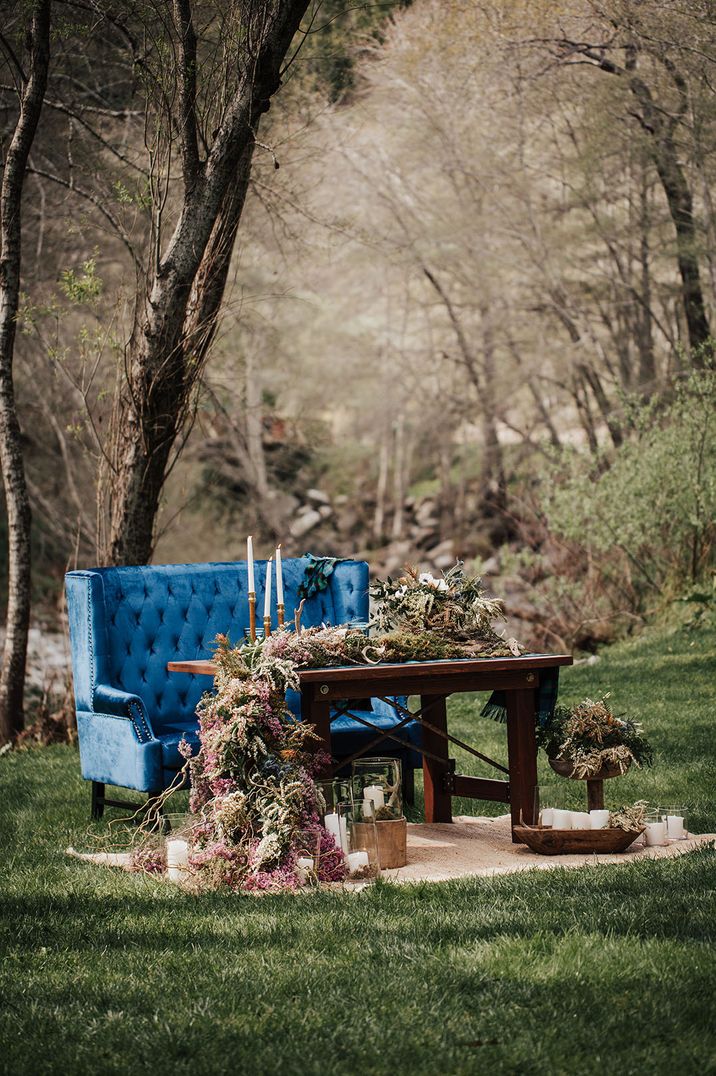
(263, 615), (272, 638)
(248, 592), (257, 641)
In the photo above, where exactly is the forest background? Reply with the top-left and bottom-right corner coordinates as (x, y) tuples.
(1, 0), (714, 743)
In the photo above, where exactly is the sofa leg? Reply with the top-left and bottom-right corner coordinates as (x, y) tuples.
(402, 765), (415, 807)
(91, 781), (105, 820)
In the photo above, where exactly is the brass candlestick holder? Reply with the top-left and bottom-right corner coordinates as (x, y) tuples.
(248, 592), (257, 641)
(277, 603), (285, 629)
(263, 615), (272, 638)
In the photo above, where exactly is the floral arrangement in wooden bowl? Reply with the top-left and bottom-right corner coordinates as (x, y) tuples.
(536, 695), (653, 780)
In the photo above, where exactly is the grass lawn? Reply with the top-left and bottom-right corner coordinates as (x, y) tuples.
(1, 618), (715, 1075)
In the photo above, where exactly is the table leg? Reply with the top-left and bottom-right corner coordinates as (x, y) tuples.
(301, 685), (332, 776)
(506, 687), (538, 841)
(421, 694), (452, 823)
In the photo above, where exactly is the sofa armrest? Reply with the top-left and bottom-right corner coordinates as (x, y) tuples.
(92, 684), (156, 742)
(76, 711), (164, 792)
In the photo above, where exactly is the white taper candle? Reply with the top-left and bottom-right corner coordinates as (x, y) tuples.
(263, 557), (272, 619)
(275, 544), (284, 605)
(247, 535), (255, 592)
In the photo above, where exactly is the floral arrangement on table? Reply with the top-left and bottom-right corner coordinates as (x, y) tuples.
(368, 563), (522, 659)
(536, 695), (653, 779)
(122, 562), (524, 892)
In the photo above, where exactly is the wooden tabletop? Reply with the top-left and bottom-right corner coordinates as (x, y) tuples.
(167, 653), (573, 680)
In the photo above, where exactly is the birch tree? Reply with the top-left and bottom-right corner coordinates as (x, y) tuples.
(0, 1), (50, 742)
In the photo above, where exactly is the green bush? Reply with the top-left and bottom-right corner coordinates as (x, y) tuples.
(540, 371), (716, 606)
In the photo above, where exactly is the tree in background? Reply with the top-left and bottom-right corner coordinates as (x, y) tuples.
(0, 2), (50, 742)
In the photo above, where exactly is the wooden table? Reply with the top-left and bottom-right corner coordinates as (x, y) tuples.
(167, 654), (572, 841)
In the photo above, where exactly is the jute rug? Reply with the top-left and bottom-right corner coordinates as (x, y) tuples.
(378, 815), (714, 884)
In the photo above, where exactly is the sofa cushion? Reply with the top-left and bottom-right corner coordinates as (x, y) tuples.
(158, 722), (201, 772)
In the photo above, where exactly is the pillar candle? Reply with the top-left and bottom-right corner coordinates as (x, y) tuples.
(346, 850), (369, 875)
(364, 785), (385, 810)
(552, 809), (572, 830)
(644, 821), (667, 847)
(540, 808), (554, 827)
(324, 812), (348, 853)
(296, 856), (314, 883)
(247, 535), (255, 592)
(362, 799), (374, 820)
(275, 545), (284, 606)
(667, 815), (685, 840)
(571, 811), (592, 829)
(263, 557), (273, 619)
(166, 838), (189, 882)
(589, 810), (610, 829)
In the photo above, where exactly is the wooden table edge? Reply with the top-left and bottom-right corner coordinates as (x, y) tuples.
(167, 653), (573, 679)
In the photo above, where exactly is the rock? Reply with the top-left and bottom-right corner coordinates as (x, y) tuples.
(481, 555), (500, 576)
(318, 505), (333, 519)
(306, 488), (331, 506)
(334, 494), (349, 506)
(384, 541), (412, 575)
(433, 552), (456, 570)
(426, 538), (454, 558)
(414, 500), (437, 526)
(289, 509), (322, 538)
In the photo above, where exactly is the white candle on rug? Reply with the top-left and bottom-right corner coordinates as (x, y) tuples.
(275, 545), (284, 606)
(346, 851), (369, 875)
(589, 810), (610, 829)
(247, 535), (255, 592)
(645, 821), (667, 847)
(166, 838), (189, 882)
(667, 815), (685, 840)
(296, 856), (314, 883)
(263, 557), (273, 620)
(571, 812), (592, 829)
(551, 809), (572, 830)
(540, 808), (554, 827)
(364, 785), (385, 810)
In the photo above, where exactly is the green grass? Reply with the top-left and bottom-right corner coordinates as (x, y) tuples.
(1, 619), (715, 1076)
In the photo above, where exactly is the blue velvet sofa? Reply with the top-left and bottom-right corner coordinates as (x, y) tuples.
(65, 558), (421, 817)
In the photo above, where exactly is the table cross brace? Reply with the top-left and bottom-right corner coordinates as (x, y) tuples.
(375, 694), (509, 776)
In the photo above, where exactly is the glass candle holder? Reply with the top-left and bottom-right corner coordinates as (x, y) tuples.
(341, 799), (380, 879)
(644, 809), (668, 847)
(660, 806), (688, 840)
(164, 813), (195, 882)
(352, 757), (403, 821)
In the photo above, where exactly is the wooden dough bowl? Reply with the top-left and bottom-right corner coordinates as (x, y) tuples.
(514, 824), (644, 856)
(549, 758), (628, 781)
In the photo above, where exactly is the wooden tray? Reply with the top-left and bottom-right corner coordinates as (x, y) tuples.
(514, 824), (644, 855)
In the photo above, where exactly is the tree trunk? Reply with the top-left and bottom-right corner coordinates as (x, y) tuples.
(390, 415), (405, 541)
(651, 135), (711, 357)
(0, 2), (51, 743)
(373, 431), (389, 542)
(104, 1), (309, 566)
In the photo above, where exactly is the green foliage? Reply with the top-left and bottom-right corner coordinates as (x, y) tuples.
(541, 371), (716, 601)
(59, 256), (103, 304)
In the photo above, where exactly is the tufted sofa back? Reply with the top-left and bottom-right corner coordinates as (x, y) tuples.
(66, 558), (369, 731)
